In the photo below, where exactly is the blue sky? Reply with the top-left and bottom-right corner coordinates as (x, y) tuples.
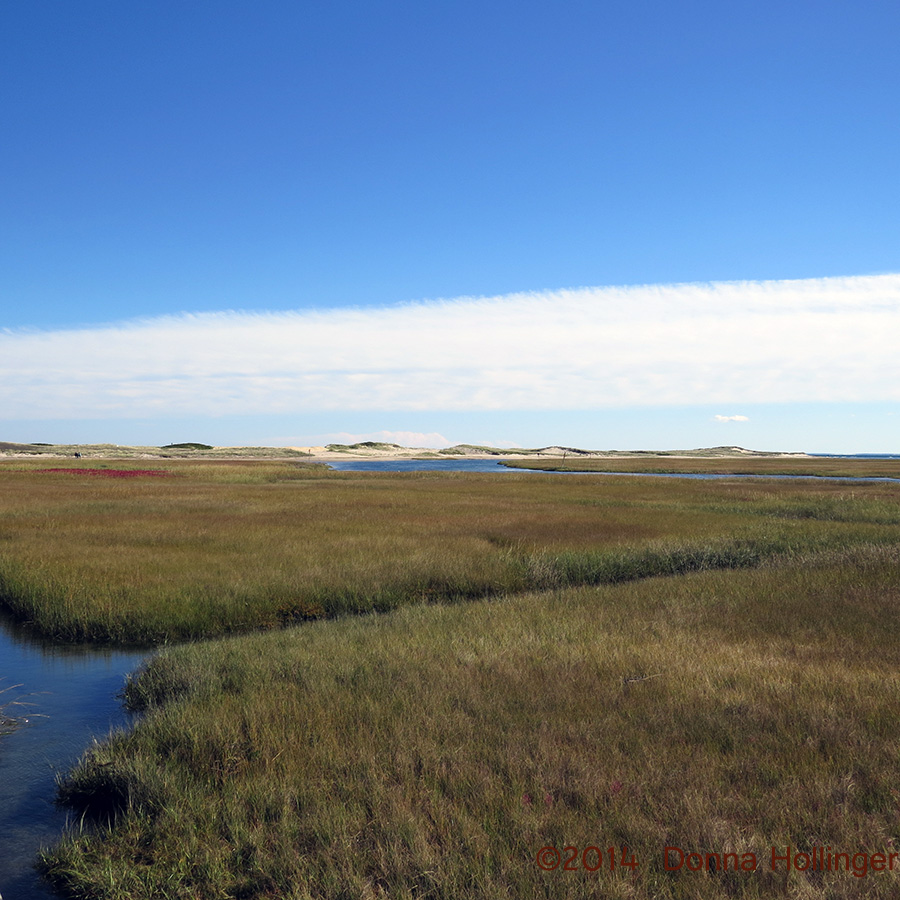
(1, 1), (898, 452)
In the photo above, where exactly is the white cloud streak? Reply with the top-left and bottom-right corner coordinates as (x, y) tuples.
(2, 274), (898, 420)
(714, 415), (749, 422)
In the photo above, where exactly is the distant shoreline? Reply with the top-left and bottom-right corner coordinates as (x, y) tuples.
(0, 440), (816, 462)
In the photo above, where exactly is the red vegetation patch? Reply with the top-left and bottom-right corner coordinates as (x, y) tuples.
(38, 468), (172, 478)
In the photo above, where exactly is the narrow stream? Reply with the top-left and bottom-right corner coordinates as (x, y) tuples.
(0, 615), (146, 899)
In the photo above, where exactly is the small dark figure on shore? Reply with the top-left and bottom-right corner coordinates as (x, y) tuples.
(74, 452), (81, 459)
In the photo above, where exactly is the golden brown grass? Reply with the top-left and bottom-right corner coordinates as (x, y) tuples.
(41, 543), (900, 899)
(503, 456), (900, 478)
(7, 460), (892, 642)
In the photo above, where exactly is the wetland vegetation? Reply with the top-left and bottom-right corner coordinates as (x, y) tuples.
(0, 458), (897, 898)
(502, 455), (900, 479)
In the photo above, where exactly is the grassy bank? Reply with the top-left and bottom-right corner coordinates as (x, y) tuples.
(40, 543), (900, 899)
(1, 461), (898, 642)
(502, 456), (900, 478)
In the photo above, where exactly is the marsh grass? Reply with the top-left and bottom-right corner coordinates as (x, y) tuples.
(6, 460), (900, 897)
(1, 462), (896, 643)
(504, 456), (900, 478)
(40, 544), (900, 899)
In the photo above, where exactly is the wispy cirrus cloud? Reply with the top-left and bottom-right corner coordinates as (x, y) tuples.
(1, 274), (898, 421)
(714, 415), (749, 422)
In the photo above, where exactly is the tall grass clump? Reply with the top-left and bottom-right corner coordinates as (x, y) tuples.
(40, 544), (900, 899)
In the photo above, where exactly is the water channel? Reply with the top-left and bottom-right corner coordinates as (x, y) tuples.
(0, 618), (146, 899)
(326, 458), (900, 482)
(2, 457), (897, 897)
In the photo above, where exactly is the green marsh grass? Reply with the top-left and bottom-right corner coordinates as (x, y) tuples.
(1, 461), (897, 643)
(40, 544), (900, 899)
(503, 456), (900, 479)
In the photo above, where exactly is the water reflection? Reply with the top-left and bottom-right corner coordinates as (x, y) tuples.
(0, 613), (146, 899)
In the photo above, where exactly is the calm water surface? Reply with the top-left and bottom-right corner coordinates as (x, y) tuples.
(326, 458), (513, 473)
(0, 616), (146, 899)
(327, 458), (900, 482)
